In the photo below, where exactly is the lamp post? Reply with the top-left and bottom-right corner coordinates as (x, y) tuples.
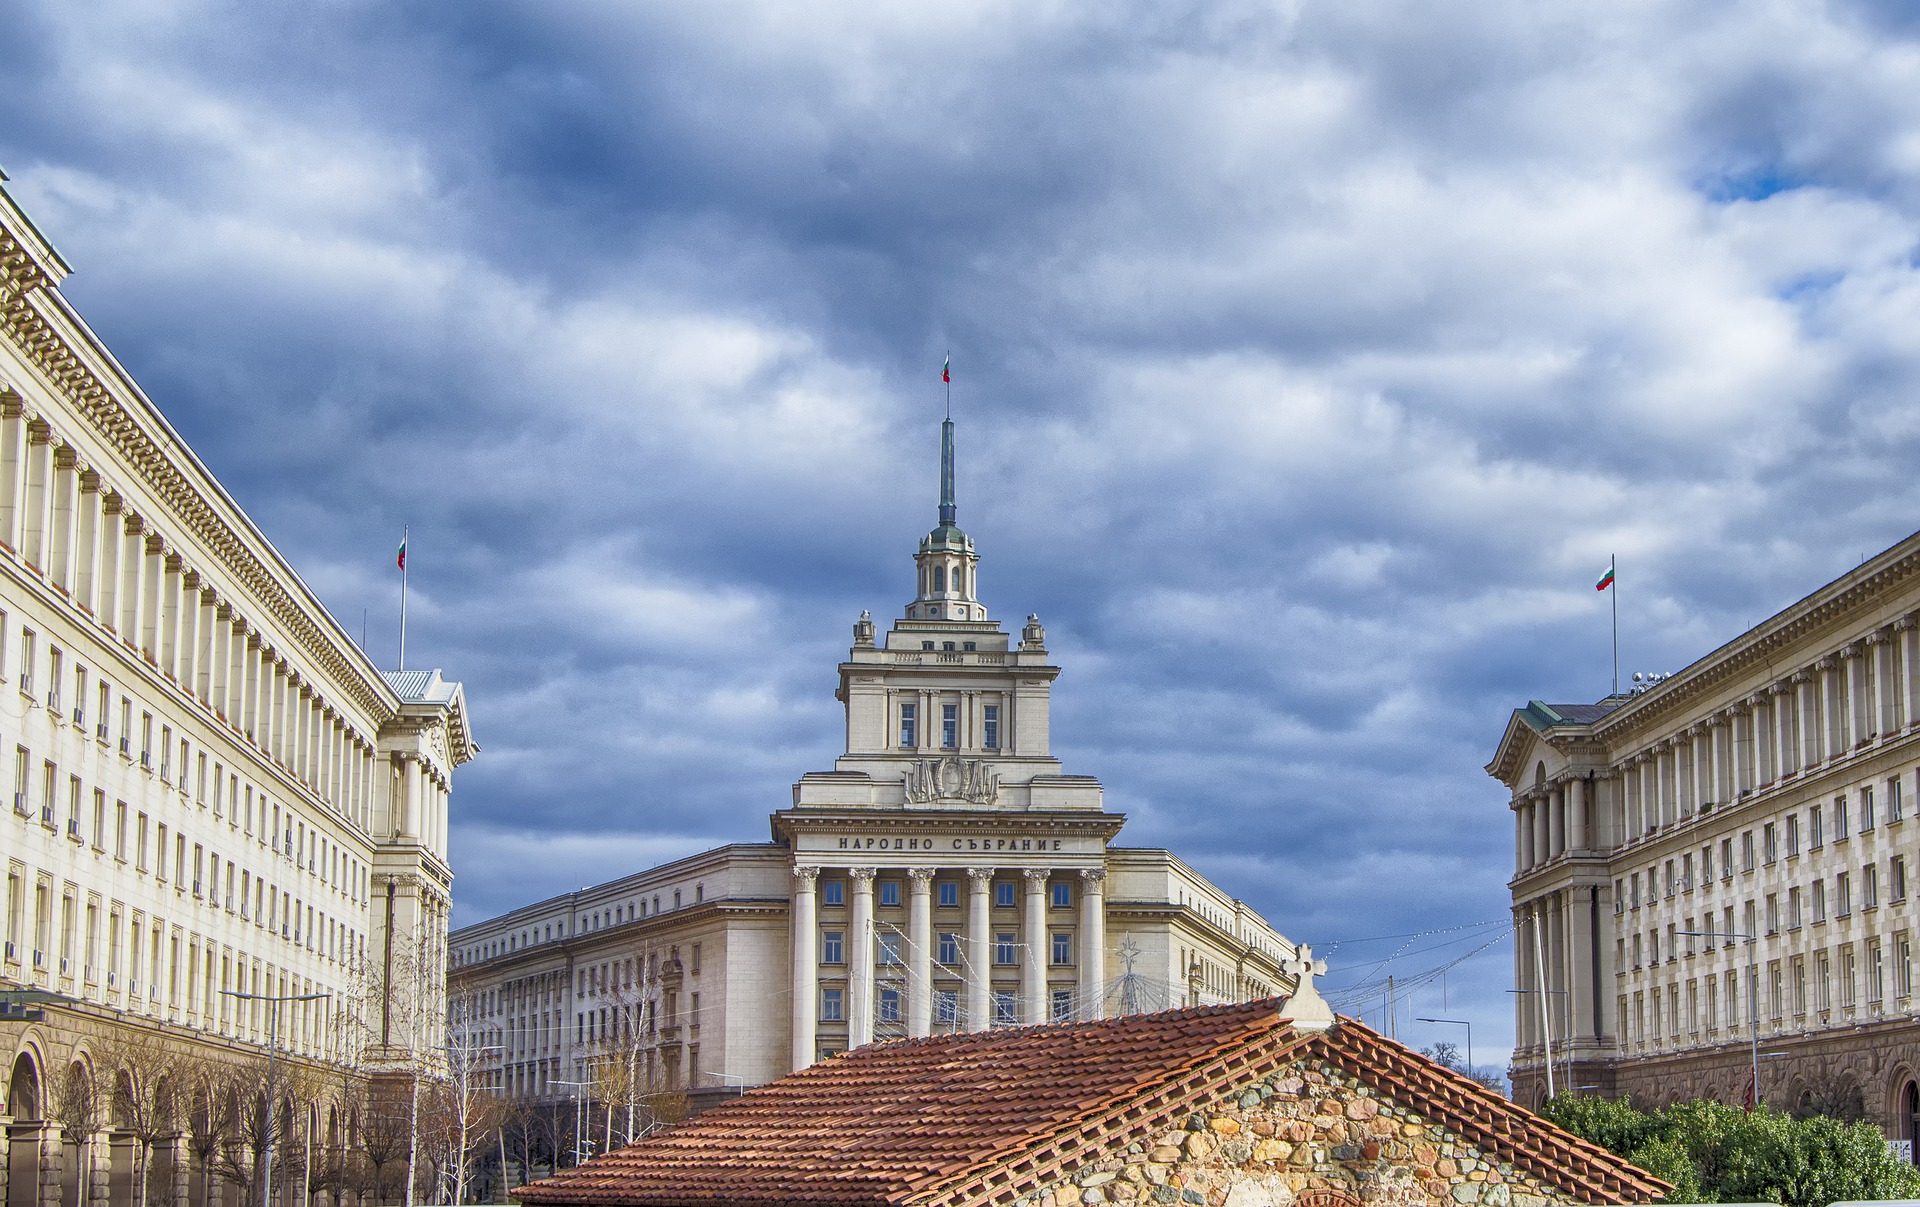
(1678, 929), (1760, 1110)
(552, 1080), (593, 1168)
(220, 989), (330, 1207)
(1415, 1017), (1473, 1081)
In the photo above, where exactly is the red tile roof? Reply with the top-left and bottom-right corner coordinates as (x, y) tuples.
(514, 1001), (1666, 1207)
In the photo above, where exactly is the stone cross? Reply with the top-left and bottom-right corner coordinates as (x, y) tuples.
(1279, 943), (1335, 1032)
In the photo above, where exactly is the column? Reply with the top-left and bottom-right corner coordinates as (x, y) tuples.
(965, 869), (992, 1032)
(906, 869), (933, 1037)
(1843, 647), (1863, 750)
(1902, 618), (1920, 730)
(1876, 630), (1898, 738)
(1077, 869), (1106, 1020)
(1547, 786), (1565, 859)
(1734, 702), (1755, 794)
(1515, 801), (1530, 872)
(396, 754), (417, 841)
(847, 868), (875, 1048)
(1021, 869), (1048, 1023)
(1813, 661), (1835, 763)
(1775, 681), (1796, 777)
(1531, 797), (1548, 866)
(789, 866), (817, 1071)
(1569, 778), (1589, 853)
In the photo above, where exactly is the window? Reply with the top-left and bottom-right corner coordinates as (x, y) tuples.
(1764, 823), (1777, 864)
(1051, 932), (1072, 965)
(983, 705), (999, 750)
(936, 989), (959, 1024)
(1838, 871), (1852, 917)
(942, 704), (957, 749)
(821, 988), (843, 1022)
(1742, 830), (1755, 872)
(1896, 856), (1909, 903)
(1863, 786), (1877, 832)
(45, 649), (59, 713)
(995, 882), (1015, 908)
(1614, 879), (1625, 914)
(1836, 796), (1849, 840)
(1870, 939), (1886, 1003)
(1901, 934), (1915, 999)
(1789, 887), (1803, 930)
(1630, 872), (1641, 908)
(878, 933), (901, 965)
(823, 880), (844, 907)
(1052, 989), (1073, 1022)
(90, 789), (104, 850)
(1787, 815), (1801, 856)
(1766, 893), (1779, 934)
(1866, 863), (1880, 909)
(878, 988), (900, 1023)
(938, 932), (959, 964)
(1893, 776), (1906, 822)
(1810, 805), (1824, 848)
(994, 932), (1017, 965)
(994, 990), (1016, 1025)
(899, 703), (917, 748)
(879, 881), (900, 908)
(822, 931), (844, 964)
(1721, 837), (1734, 880)
(938, 881), (958, 908)
(1051, 881), (1071, 909)
(1813, 879), (1827, 924)
(113, 801), (126, 860)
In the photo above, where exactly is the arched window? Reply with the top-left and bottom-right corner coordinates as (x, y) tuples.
(954, 565), (965, 594)
(1903, 1081), (1919, 1163)
(933, 566), (946, 592)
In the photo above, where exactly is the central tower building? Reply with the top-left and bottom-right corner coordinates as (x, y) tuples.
(450, 413), (1297, 1110)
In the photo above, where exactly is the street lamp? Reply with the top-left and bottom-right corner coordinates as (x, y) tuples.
(1416, 1017), (1473, 1080)
(221, 989), (330, 1207)
(552, 1079), (594, 1167)
(1677, 929), (1759, 1111)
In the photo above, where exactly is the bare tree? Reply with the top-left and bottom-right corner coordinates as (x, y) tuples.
(44, 1058), (99, 1207)
(96, 1030), (185, 1207)
(422, 1023), (507, 1205)
(173, 1050), (241, 1207)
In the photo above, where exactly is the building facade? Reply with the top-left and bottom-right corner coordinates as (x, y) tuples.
(449, 417), (1295, 1113)
(0, 178), (475, 1205)
(1490, 529), (1920, 1144)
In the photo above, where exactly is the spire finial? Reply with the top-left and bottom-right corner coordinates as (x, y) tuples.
(938, 415), (956, 528)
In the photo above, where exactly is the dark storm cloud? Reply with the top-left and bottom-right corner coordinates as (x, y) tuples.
(7, 0), (1920, 1063)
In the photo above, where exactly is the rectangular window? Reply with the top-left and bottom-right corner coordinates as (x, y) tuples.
(1051, 932), (1072, 965)
(994, 990), (1016, 1025)
(1764, 823), (1777, 863)
(878, 933), (901, 965)
(1901, 934), (1915, 999)
(1721, 837), (1734, 880)
(879, 881), (900, 907)
(45, 648), (59, 712)
(1866, 864), (1880, 909)
(96, 683), (109, 742)
(1893, 776), (1906, 822)
(1864, 786), (1877, 832)
(936, 989), (958, 1024)
(938, 932), (959, 964)
(941, 704), (957, 749)
(1813, 880), (1827, 923)
(1629, 872), (1641, 908)
(1811, 804), (1824, 848)
(1838, 871), (1852, 917)
(1743, 830), (1755, 872)
(1870, 940), (1886, 1004)
(1051, 881), (1071, 909)
(1766, 893), (1779, 934)
(823, 880), (844, 907)
(821, 988), (843, 1022)
(1052, 988), (1072, 1022)
(994, 932), (1017, 965)
(937, 881), (958, 908)
(19, 629), (33, 696)
(1788, 815), (1801, 856)
(1896, 857), (1910, 903)
(1614, 879), (1625, 915)
(1790, 887), (1804, 929)
(878, 988), (900, 1023)
(113, 802), (126, 860)
(1683, 853), (1694, 890)
(821, 931), (844, 965)
(91, 789), (104, 850)
(983, 704), (999, 750)
(1836, 795), (1850, 840)
(898, 702), (917, 748)
(995, 882), (1015, 909)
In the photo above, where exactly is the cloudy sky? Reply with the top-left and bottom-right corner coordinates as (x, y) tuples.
(8, 0), (1920, 1064)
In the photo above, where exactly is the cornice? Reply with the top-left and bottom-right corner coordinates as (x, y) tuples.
(0, 227), (393, 721)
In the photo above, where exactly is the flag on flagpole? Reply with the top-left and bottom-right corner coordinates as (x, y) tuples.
(942, 355), (950, 384)
(396, 535), (407, 571)
(1595, 562), (1615, 591)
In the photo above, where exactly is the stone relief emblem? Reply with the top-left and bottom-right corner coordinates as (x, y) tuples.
(903, 756), (1000, 806)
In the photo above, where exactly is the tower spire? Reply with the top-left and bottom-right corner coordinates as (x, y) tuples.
(939, 416), (956, 528)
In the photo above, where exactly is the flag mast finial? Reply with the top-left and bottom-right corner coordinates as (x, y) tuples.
(397, 526), (409, 672)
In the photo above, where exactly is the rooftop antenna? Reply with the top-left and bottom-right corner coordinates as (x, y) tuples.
(939, 354), (956, 528)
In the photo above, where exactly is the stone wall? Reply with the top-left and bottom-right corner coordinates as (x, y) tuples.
(1025, 1061), (1587, 1207)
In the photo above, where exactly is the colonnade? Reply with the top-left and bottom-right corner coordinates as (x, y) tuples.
(789, 865), (1106, 1072)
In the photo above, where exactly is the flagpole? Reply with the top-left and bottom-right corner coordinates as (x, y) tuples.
(945, 350), (950, 419)
(399, 525), (408, 672)
(1610, 554), (1618, 697)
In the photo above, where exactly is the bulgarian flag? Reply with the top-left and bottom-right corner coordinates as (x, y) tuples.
(1595, 560), (1615, 591)
(396, 534), (407, 572)
(942, 355), (950, 384)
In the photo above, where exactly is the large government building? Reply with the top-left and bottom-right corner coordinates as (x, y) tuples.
(0, 178), (474, 1203)
(448, 417), (1297, 1111)
(1491, 530), (1920, 1146)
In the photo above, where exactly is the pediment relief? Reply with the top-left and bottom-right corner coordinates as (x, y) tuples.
(904, 757), (999, 806)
